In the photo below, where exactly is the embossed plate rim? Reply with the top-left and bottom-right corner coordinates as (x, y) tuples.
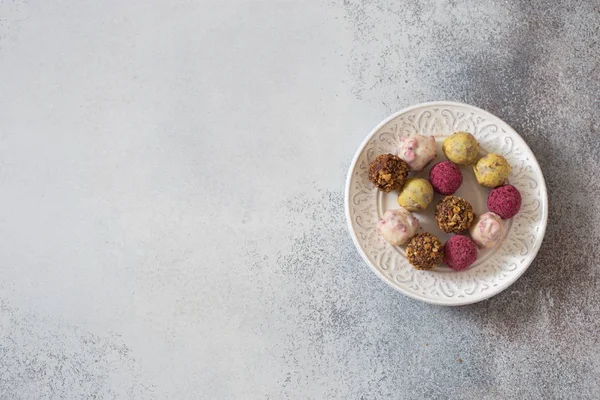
(344, 101), (548, 306)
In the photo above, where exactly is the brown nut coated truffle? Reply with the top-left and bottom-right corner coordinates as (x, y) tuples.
(434, 196), (474, 233)
(368, 154), (409, 192)
(406, 232), (444, 270)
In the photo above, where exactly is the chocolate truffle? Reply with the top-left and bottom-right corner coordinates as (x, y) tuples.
(397, 178), (434, 211)
(398, 134), (436, 171)
(377, 208), (420, 246)
(473, 153), (511, 188)
(442, 132), (480, 166)
(443, 235), (478, 271)
(368, 154), (409, 192)
(429, 161), (463, 195)
(435, 196), (474, 233)
(488, 184), (522, 219)
(406, 232), (444, 270)
(469, 212), (505, 248)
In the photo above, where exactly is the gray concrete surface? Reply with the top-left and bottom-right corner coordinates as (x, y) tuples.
(0, 0), (599, 399)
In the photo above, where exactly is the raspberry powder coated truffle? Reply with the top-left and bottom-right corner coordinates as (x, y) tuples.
(443, 235), (478, 271)
(429, 161), (463, 195)
(488, 185), (522, 219)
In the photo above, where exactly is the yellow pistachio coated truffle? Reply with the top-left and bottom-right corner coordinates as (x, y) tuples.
(442, 132), (480, 166)
(397, 178), (434, 211)
(473, 153), (511, 188)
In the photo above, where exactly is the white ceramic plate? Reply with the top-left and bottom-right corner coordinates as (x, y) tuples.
(345, 101), (548, 306)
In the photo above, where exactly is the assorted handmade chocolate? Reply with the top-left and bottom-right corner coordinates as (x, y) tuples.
(369, 131), (522, 271)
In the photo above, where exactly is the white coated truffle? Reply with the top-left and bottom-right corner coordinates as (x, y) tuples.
(469, 212), (505, 249)
(377, 208), (420, 246)
(398, 134), (436, 172)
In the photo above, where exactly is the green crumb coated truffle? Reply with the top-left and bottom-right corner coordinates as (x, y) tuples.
(473, 153), (511, 188)
(397, 178), (434, 211)
(442, 132), (480, 166)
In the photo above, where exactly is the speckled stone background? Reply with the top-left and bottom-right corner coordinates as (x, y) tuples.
(0, 0), (598, 399)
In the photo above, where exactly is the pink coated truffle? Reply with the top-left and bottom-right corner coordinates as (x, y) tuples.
(443, 235), (478, 271)
(429, 161), (463, 195)
(487, 185), (522, 219)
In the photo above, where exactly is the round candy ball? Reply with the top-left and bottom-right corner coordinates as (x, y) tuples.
(397, 178), (434, 211)
(488, 185), (522, 219)
(406, 232), (444, 270)
(377, 208), (420, 246)
(368, 154), (409, 192)
(442, 132), (480, 166)
(473, 153), (511, 188)
(429, 161), (463, 195)
(469, 212), (505, 249)
(435, 196), (474, 233)
(443, 235), (478, 271)
(398, 134), (436, 172)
